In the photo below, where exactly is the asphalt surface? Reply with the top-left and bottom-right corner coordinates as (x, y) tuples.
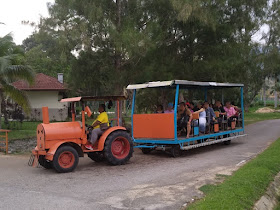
(1, 120), (280, 210)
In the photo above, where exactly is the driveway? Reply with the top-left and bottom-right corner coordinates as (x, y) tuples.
(0, 120), (279, 210)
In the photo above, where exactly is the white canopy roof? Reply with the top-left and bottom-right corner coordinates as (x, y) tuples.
(126, 80), (244, 90)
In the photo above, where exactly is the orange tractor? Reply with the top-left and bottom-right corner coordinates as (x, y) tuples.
(29, 96), (133, 173)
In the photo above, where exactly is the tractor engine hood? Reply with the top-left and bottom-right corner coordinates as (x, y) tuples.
(37, 122), (84, 150)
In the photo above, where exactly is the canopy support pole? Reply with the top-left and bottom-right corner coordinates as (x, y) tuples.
(131, 90), (136, 138)
(174, 85), (180, 141)
(241, 87), (245, 129)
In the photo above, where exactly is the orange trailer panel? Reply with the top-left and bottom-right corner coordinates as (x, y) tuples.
(133, 113), (174, 139)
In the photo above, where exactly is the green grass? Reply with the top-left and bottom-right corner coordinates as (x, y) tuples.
(244, 112), (280, 125)
(1, 121), (39, 140)
(187, 137), (280, 210)
(275, 204), (280, 210)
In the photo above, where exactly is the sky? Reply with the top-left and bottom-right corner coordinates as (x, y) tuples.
(0, 0), (268, 45)
(0, 0), (54, 45)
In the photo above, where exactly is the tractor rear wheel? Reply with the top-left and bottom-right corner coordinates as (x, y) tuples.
(52, 146), (79, 173)
(104, 131), (133, 165)
(38, 155), (52, 169)
(88, 152), (105, 162)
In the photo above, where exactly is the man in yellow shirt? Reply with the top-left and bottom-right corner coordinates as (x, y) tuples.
(85, 104), (109, 150)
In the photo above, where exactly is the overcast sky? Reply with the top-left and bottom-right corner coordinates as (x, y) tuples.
(0, 0), (267, 45)
(0, 0), (54, 45)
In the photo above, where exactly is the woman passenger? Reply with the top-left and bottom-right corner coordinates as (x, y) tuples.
(193, 102), (206, 133)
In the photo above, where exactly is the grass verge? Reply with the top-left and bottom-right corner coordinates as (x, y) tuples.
(187, 137), (280, 210)
(244, 112), (280, 126)
(1, 121), (38, 140)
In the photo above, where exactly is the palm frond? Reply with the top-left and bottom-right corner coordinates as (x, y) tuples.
(1, 65), (35, 85)
(0, 78), (31, 114)
(0, 56), (11, 72)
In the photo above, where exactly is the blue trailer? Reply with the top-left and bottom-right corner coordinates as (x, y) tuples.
(126, 80), (246, 157)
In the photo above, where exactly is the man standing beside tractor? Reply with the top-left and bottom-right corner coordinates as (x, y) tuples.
(85, 104), (109, 150)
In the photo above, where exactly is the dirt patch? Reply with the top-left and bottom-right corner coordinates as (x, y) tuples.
(255, 107), (275, 113)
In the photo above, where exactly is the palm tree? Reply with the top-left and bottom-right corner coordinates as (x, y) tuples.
(0, 34), (34, 128)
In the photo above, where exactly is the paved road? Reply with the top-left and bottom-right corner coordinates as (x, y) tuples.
(0, 120), (280, 210)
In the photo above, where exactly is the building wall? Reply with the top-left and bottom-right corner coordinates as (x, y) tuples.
(26, 91), (65, 109)
(25, 91), (68, 121)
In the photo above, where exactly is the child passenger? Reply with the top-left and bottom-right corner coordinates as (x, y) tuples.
(164, 103), (174, 113)
(155, 105), (164, 113)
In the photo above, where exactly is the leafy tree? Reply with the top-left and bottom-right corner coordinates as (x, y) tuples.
(263, 0), (280, 108)
(23, 0), (271, 111)
(0, 34), (34, 127)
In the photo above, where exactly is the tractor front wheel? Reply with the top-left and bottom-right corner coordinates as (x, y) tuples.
(104, 131), (133, 165)
(52, 146), (79, 173)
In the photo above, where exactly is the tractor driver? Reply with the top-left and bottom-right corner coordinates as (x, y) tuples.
(85, 104), (109, 150)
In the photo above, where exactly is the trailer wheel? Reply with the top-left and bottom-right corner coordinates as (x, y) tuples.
(224, 140), (231, 145)
(141, 148), (152, 154)
(88, 152), (105, 162)
(170, 145), (182, 158)
(104, 131), (133, 165)
(38, 155), (52, 169)
(52, 146), (79, 173)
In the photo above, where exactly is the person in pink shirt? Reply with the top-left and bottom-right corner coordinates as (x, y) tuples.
(224, 101), (236, 128)
(224, 102), (236, 117)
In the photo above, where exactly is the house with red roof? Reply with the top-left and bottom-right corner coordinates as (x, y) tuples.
(13, 73), (68, 121)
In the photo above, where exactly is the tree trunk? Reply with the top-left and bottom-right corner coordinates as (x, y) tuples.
(274, 76), (278, 109)
(244, 85), (249, 112)
(274, 90), (278, 108)
(114, 0), (122, 94)
(263, 85), (266, 107)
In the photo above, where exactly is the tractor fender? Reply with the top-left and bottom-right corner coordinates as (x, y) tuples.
(45, 140), (83, 161)
(98, 126), (127, 151)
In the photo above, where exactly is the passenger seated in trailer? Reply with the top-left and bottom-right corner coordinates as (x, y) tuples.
(164, 103), (174, 113)
(155, 104), (164, 113)
(193, 101), (203, 112)
(214, 101), (226, 127)
(203, 101), (216, 133)
(186, 102), (195, 113)
(231, 101), (242, 126)
(204, 102), (216, 122)
(231, 101), (241, 117)
(85, 104), (109, 150)
(193, 102), (206, 133)
(224, 101), (237, 127)
(214, 101), (226, 114)
(177, 102), (192, 138)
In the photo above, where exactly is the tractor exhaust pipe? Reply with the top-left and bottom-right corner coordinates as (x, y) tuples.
(42, 107), (50, 124)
